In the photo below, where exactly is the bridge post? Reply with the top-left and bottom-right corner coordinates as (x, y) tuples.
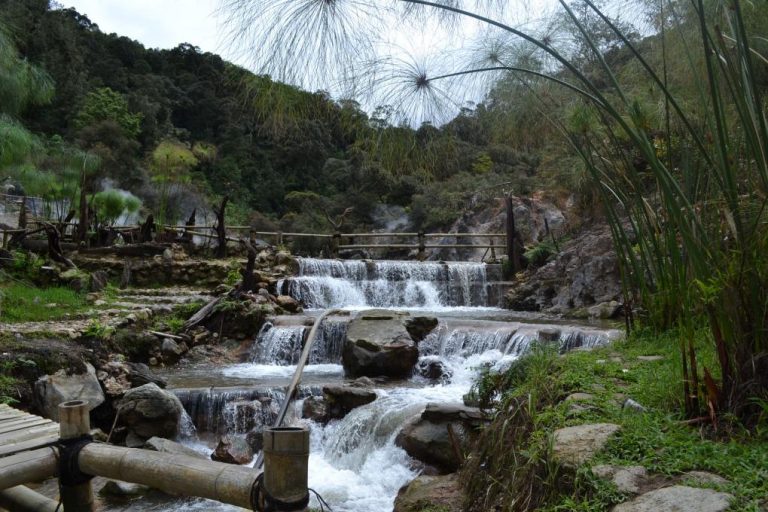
(261, 427), (310, 511)
(58, 400), (95, 512)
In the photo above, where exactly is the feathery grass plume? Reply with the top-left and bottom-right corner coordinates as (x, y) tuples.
(219, 0), (382, 90)
(0, 23), (54, 118)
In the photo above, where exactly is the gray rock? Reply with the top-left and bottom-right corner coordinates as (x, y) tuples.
(395, 416), (468, 474)
(211, 434), (253, 465)
(342, 309), (420, 379)
(99, 479), (152, 497)
(394, 474), (463, 512)
(553, 423), (621, 466)
(538, 328), (561, 342)
(565, 393), (595, 402)
(302, 396), (328, 423)
(623, 398), (647, 413)
(119, 383), (184, 440)
(682, 471), (730, 486)
(275, 295), (302, 313)
(395, 403), (483, 474)
(637, 355), (664, 362)
(612, 486), (733, 512)
(34, 363), (105, 421)
(416, 357), (453, 382)
(161, 338), (187, 361)
(506, 225), (622, 314)
(89, 270), (110, 292)
(143, 437), (205, 459)
(592, 465), (648, 494)
(588, 301), (623, 319)
(323, 384), (377, 419)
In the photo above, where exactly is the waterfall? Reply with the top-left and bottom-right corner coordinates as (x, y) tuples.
(279, 258), (490, 308)
(251, 319), (349, 365)
(418, 322), (619, 359)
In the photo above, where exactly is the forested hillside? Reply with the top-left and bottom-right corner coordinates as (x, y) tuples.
(1, 0), (548, 235)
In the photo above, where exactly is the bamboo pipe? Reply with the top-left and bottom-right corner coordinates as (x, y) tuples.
(77, 444), (260, 509)
(0, 448), (58, 490)
(0, 486), (58, 512)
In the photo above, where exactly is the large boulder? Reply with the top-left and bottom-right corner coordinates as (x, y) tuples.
(505, 225), (622, 315)
(119, 383), (184, 440)
(322, 384), (377, 419)
(395, 403), (484, 474)
(34, 362), (105, 421)
(343, 310), (436, 379)
(394, 474), (463, 512)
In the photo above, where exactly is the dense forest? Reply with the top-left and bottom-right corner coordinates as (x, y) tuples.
(0, 0), (551, 236)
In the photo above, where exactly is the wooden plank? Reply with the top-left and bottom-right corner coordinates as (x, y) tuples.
(0, 433), (58, 458)
(0, 417), (53, 435)
(0, 423), (59, 445)
(0, 411), (28, 421)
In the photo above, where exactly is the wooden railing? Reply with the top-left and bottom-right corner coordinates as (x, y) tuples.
(1, 220), (510, 261)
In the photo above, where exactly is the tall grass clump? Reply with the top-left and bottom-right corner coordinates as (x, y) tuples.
(221, 0), (768, 425)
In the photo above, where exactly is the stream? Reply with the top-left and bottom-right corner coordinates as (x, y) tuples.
(104, 258), (622, 511)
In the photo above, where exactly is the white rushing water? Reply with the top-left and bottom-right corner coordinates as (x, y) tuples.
(113, 257), (620, 512)
(278, 258), (491, 308)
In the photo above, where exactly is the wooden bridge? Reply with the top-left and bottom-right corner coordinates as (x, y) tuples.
(0, 401), (310, 511)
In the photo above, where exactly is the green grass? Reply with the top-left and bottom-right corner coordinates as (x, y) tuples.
(0, 284), (87, 323)
(0, 361), (20, 405)
(465, 328), (768, 512)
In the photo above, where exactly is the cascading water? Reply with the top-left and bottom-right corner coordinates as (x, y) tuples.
(116, 257), (622, 512)
(279, 258), (490, 308)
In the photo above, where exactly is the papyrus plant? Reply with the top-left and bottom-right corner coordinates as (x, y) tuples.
(222, 0), (768, 425)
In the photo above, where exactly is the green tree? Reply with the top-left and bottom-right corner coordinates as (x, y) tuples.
(73, 87), (143, 138)
(149, 140), (197, 224)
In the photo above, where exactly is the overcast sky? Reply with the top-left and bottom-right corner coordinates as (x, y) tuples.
(59, 0), (561, 121)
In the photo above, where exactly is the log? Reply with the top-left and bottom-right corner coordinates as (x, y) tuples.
(77, 243), (170, 257)
(239, 239), (258, 293)
(0, 448), (58, 490)
(59, 400), (94, 511)
(42, 223), (76, 269)
(0, 486), (58, 512)
(183, 296), (223, 330)
(78, 443), (260, 509)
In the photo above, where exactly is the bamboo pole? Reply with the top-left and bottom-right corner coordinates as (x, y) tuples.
(262, 427), (310, 506)
(0, 486), (58, 512)
(255, 309), (341, 470)
(0, 448), (58, 490)
(59, 400), (95, 512)
(77, 444), (260, 509)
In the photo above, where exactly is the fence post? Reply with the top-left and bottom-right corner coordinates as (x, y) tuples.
(489, 237), (496, 261)
(277, 231), (284, 247)
(505, 195), (520, 275)
(331, 231), (340, 258)
(417, 232), (426, 261)
(58, 400), (95, 512)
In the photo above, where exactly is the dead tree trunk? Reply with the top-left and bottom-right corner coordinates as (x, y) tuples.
(214, 196), (229, 259)
(182, 208), (196, 243)
(139, 215), (155, 243)
(18, 196), (27, 229)
(58, 209), (76, 238)
(76, 186), (88, 244)
(239, 239), (258, 293)
(43, 223), (76, 268)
